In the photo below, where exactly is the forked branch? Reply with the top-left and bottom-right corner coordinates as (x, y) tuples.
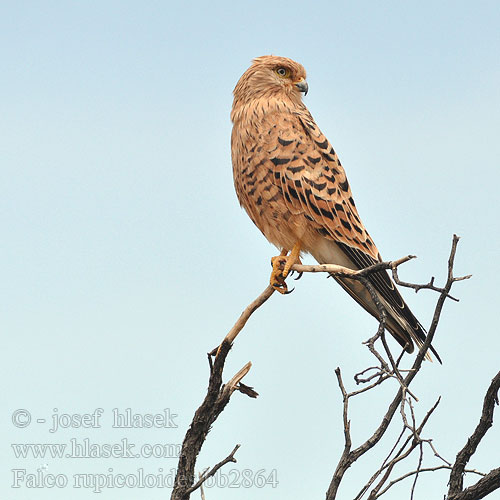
(170, 235), (498, 500)
(325, 235), (473, 500)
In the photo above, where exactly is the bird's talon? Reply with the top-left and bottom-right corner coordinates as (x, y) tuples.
(271, 277), (288, 294)
(284, 287), (295, 294)
(270, 246), (302, 294)
(294, 271), (303, 281)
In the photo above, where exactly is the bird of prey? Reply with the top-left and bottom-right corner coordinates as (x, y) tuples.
(231, 55), (440, 360)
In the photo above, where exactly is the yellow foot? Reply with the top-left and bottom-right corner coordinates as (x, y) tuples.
(270, 243), (302, 294)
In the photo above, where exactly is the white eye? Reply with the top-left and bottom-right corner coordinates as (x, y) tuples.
(276, 67), (288, 77)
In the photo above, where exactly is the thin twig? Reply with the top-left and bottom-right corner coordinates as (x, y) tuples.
(410, 442), (424, 500)
(220, 285), (275, 347)
(198, 470), (208, 500)
(187, 445), (240, 494)
(218, 255), (420, 351)
(326, 235), (468, 500)
(335, 368), (352, 453)
(375, 466), (482, 498)
(292, 254), (415, 277)
(361, 397), (442, 499)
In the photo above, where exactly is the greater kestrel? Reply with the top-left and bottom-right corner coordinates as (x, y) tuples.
(231, 55), (440, 360)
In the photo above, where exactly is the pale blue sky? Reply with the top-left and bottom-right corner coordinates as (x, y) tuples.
(2, 1), (500, 499)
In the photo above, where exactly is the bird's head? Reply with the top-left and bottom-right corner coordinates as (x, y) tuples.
(233, 55), (308, 106)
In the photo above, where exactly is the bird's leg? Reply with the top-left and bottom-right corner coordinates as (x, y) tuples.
(270, 248), (288, 292)
(270, 242), (302, 294)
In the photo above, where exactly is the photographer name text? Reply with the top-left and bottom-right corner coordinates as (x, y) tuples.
(12, 407), (178, 432)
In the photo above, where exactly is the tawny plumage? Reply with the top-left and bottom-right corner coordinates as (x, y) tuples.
(231, 55), (440, 361)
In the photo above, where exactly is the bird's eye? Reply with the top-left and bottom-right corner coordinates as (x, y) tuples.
(276, 67), (289, 77)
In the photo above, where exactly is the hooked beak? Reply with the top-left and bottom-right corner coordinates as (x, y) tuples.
(295, 79), (308, 96)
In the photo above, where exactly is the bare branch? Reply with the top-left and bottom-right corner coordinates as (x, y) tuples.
(391, 244), (471, 303)
(292, 254), (415, 277)
(221, 285), (275, 346)
(180, 251), (425, 500)
(172, 297), (258, 500)
(354, 366), (383, 384)
(449, 468), (500, 500)
(217, 255), (418, 352)
(410, 442), (424, 499)
(359, 397), (442, 499)
(448, 370), (500, 499)
(326, 235), (468, 500)
(335, 367), (352, 453)
(187, 445), (240, 495)
(174, 234), (488, 500)
(223, 362), (252, 397)
(197, 469), (208, 500)
(171, 339), (245, 500)
(375, 466), (482, 498)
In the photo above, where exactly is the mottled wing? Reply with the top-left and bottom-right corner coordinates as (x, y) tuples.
(258, 110), (379, 259)
(264, 113), (403, 307)
(253, 109), (438, 358)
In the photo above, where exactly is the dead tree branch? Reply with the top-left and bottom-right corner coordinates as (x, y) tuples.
(171, 234), (499, 500)
(173, 251), (422, 499)
(326, 235), (473, 500)
(447, 370), (500, 500)
(186, 444), (240, 495)
(171, 338), (252, 500)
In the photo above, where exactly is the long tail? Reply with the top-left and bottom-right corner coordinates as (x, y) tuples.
(310, 238), (441, 363)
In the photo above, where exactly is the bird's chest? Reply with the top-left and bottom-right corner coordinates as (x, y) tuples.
(231, 121), (309, 250)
